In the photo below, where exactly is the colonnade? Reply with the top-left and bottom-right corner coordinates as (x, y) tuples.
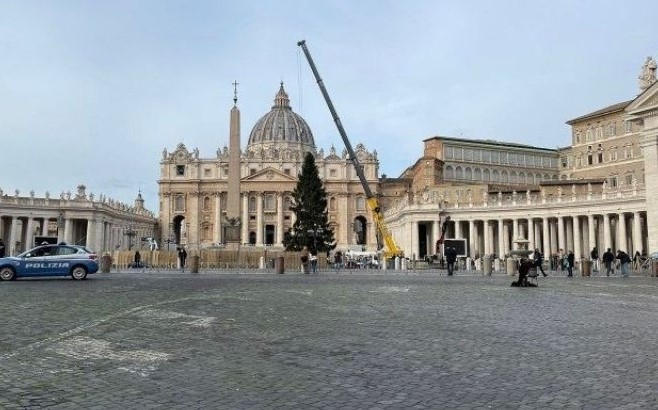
(409, 211), (646, 260)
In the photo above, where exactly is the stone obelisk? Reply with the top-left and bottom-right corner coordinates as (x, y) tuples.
(225, 81), (241, 243)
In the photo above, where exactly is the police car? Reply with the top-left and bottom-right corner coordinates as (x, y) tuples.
(0, 243), (99, 281)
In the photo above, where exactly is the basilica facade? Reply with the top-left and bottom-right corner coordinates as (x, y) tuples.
(158, 84), (380, 250)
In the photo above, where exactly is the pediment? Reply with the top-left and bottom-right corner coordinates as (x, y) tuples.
(242, 167), (297, 182)
(626, 81), (658, 116)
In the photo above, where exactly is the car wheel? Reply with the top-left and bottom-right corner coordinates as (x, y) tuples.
(0, 267), (16, 281)
(71, 266), (88, 280)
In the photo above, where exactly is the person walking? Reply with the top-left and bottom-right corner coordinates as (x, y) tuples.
(300, 246), (310, 274)
(602, 248), (615, 276)
(590, 246), (599, 272)
(134, 250), (141, 269)
(617, 250), (631, 277)
(566, 250), (575, 277)
(0, 239), (5, 258)
(445, 246), (457, 276)
(533, 248), (547, 277)
(177, 246), (187, 272)
(310, 252), (318, 274)
(633, 250), (642, 272)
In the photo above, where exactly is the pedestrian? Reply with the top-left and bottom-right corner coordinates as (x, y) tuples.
(533, 248), (547, 277)
(177, 246), (187, 272)
(633, 250), (642, 272)
(590, 246), (599, 272)
(0, 239), (5, 258)
(616, 250), (631, 277)
(445, 246), (457, 276)
(566, 250), (575, 277)
(511, 258), (537, 287)
(134, 250), (141, 268)
(300, 246), (310, 274)
(310, 252), (318, 274)
(602, 248), (615, 276)
(558, 248), (565, 272)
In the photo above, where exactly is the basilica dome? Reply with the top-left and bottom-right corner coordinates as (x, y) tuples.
(247, 83), (315, 152)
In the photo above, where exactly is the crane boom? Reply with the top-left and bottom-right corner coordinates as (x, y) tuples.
(297, 40), (403, 258)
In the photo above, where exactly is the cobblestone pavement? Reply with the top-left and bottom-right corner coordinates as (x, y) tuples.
(1, 270), (657, 409)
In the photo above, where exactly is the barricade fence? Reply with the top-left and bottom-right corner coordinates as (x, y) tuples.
(107, 249), (329, 271)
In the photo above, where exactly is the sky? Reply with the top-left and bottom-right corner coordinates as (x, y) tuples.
(1, 1), (657, 214)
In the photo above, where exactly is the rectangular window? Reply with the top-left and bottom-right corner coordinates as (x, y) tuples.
(176, 165), (185, 176)
(481, 150), (491, 163)
(625, 175), (633, 186)
(204, 168), (211, 177)
(329, 169), (337, 177)
(586, 129), (593, 142)
(250, 168), (256, 176)
(624, 122), (632, 133)
(264, 195), (276, 211)
(464, 149), (473, 161)
(491, 151), (500, 164)
(508, 153), (517, 165)
(595, 127), (603, 140)
(454, 147), (463, 160)
(610, 177), (618, 188)
(444, 146), (454, 160)
(284, 169), (290, 175)
(609, 124), (616, 137)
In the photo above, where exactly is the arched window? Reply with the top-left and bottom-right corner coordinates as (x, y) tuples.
(501, 170), (509, 183)
(353, 216), (367, 245)
(474, 168), (482, 181)
(249, 196), (256, 212)
(518, 172), (525, 184)
(465, 167), (473, 180)
(510, 171), (517, 183)
(284, 196), (292, 211)
(203, 196), (212, 211)
(329, 197), (337, 211)
(445, 165), (454, 179)
(455, 166), (463, 180)
(483, 168), (490, 181)
(492, 169), (500, 182)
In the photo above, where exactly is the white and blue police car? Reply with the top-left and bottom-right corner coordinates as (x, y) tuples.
(0, 243), (99, 281)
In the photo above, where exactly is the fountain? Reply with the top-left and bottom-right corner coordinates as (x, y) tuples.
(506, 238), (533, 276)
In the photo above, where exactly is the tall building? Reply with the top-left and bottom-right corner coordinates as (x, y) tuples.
(158, 83), (379, 250)
(383, 56), (657, 259)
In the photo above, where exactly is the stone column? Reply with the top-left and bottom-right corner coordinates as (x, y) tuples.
(242, 193), (249, 244)
(573, 216), (581, 260)
(498, 219), (504, 257)
(633, 212), (643, 255)
(86, 219), (95, 249)
(542, 217), (550, 259)
(557, 216), (565, 253)
(455, 219), (462, 239)
(9, 217), (19, 255)
(411, 221), (418, 259)
(549, 219), (557, 256)
(512, 219), (519, 250)
(503, 221), (510, 256)
(25, 218), (35, 250)
(566, 217), (573, 252)
(94, 220), (105, 252)
(64, 218), (73, 244)
(276, 194), (284, 245)
(603, 213), (611, 252)
(528, 218), (535, 250)
(587, 215), (596, 255)
(256, 193), (263, 246)
(639, 130), (658, 253)
(617, 213), (627, 253)
(433, 220), (440, 253)
(481, 219), (491, 256)
(468, 220), (475, 258)
(214, 194), (222, 244)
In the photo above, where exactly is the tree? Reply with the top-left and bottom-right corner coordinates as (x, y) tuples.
(284, 152), (335, 253)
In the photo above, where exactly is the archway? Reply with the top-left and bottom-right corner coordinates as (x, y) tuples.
(172, 215), (185, 244)
(354, 216), (367, 245)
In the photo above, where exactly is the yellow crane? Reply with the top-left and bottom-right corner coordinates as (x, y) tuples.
(297, 40), (403, 260)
